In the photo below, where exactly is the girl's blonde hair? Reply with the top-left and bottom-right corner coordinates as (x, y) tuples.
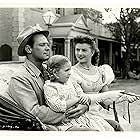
(46, 55), (70, 81)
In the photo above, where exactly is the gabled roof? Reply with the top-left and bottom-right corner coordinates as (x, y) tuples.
(55, 14), (85, 23)
(49, 14), (90, 38)
(55, 14), (81, 24)
(54, 14), (88, 29)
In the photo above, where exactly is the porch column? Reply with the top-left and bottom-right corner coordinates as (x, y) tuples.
(64, 38), (71, 60)
(109, 42), (112, 66)
(49, 38), (53, 57)
(95, 38), (98, 49)
(12, 8), (25, 61)
(137, 46), (139, 61)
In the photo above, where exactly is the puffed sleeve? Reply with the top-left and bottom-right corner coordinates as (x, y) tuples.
(43, 81), (67, 113)
(100, 64), (115, 85)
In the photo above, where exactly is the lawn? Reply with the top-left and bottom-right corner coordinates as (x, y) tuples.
(110, 79), (140, 131)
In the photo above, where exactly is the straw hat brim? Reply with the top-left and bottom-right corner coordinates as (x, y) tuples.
(18, 31), (49, 56)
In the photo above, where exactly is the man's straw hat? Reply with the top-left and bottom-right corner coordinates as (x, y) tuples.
(17, 25), (49, 56)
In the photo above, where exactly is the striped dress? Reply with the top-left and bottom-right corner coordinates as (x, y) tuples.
(43, 80), (114, 131)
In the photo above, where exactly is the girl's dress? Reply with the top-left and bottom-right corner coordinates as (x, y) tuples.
(43, 80), (114, 131)
(70, 64), (132, 131)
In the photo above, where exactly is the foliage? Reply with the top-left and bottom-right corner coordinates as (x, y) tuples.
(105, 8), (140, 46)
(105, 8), (140, 79)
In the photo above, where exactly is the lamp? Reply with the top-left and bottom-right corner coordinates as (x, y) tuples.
(42, 10), (57, 26)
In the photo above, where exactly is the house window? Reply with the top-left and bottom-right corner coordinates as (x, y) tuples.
(55, 8), (64, 16)
(0, 44), (12, 61)
(56, 8), (61, 14)
(74, 8), (82, 14)
(37, 8), (44, 10)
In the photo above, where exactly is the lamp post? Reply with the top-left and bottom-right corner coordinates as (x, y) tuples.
(42, 10), (57, 26)
(42, 10), (57, 56)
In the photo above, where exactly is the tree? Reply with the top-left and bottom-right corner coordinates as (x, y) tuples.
(105, 8), (140, 79)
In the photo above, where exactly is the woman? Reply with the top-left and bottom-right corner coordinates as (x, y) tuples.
(70, 36), (138, 131)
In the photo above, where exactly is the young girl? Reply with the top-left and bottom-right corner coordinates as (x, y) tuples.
(43, 55), (114, 131)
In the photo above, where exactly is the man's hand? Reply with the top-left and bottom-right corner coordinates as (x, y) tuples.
(79, 94), (90, 105)
(65, 104), (88, 119)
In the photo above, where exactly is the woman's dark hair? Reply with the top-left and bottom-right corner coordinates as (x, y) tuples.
(91, 48), (100, 66)
(73, 36), (96, 50)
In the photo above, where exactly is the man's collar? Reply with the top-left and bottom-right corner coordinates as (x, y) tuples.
(24, 59), (42, 78)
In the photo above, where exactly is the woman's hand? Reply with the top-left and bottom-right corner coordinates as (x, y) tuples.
(103, 90), (139, 105)
(99, 90), (125, 105)
(65, 104), (88, 119)
(121, 92), (140, 103)
(101, 90), (124, 101)
(106, 90), (124, 101)
(86, 90), (124, 105)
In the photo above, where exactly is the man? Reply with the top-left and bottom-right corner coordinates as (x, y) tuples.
(6, 25), (90, 131)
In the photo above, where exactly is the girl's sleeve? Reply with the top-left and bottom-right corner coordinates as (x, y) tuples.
(69, 68), (84, 96)
(43, 83), (67, 113)
(100, 64), (115, 85)
(72, 81), (85, 96)
(70, 68), (82, 85)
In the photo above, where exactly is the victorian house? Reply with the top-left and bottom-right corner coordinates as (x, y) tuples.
(0, 8), (124, 75)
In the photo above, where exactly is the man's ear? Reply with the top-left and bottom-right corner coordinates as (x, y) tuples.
(25, 45), (32, 54)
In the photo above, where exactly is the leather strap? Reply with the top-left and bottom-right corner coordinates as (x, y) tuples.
(113, 101), (119, 122)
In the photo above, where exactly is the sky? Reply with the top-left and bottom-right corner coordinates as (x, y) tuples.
(95, 8), (121, 24)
